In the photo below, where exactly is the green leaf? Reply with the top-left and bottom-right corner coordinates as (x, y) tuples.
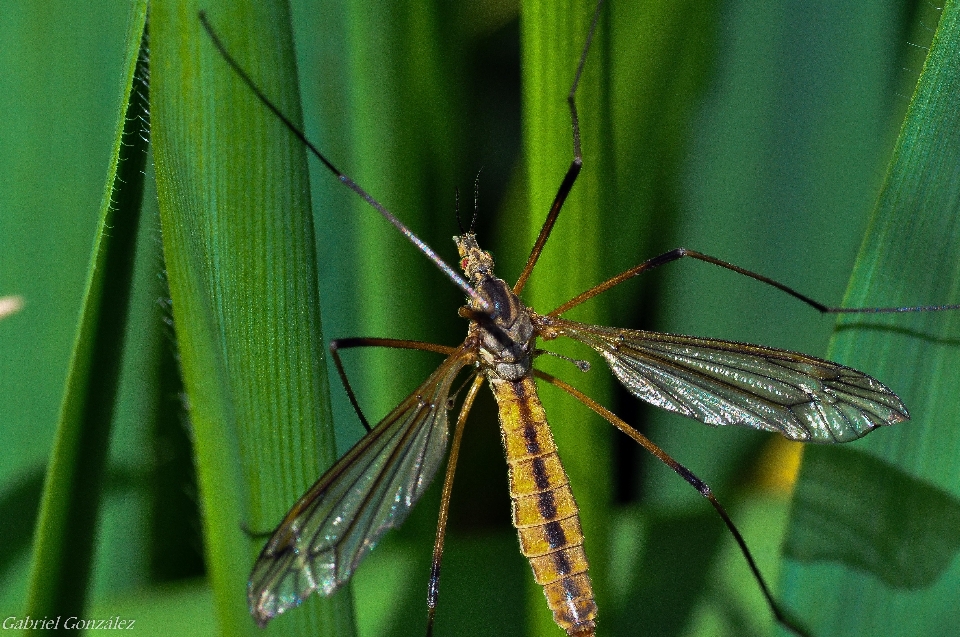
(22, 3), (149, 624)
(781, 1), (960, 635)
(293, 2), (513, 635)
(151, 1), (353, 635)
(784, 447), (960, 590)
(519, 1), (615, 634)
(88, 580), (218, 637)
(607, 2), (941, 635)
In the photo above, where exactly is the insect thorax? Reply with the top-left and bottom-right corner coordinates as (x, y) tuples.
(455, 233), (536, 382)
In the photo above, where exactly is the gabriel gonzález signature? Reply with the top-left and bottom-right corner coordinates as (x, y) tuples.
(3, 615), (135, 630)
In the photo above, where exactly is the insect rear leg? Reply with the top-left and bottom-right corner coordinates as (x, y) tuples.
(534, 369), (813, 637)
(549, 246), (960, 317)
(330, 338), (457, 432)
(425, 374), (484, 637)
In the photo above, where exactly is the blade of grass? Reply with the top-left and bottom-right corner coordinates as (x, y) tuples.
(622, 2), (916, 635)
(520, 1), (615, 634)
(22, 4), (149, 624)
(88, 579), (217, 637)
(781, 1), (960, 635)
(292, 2), (490, 634)
(0, 2), (151, 616)
(602, 2), (720, 632)
(151, 1), (355, 635)
(521, 2), (721, 634)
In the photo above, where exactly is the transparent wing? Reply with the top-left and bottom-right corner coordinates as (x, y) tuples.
(249, 348), (472, 626)
(555, 319), (907, 443)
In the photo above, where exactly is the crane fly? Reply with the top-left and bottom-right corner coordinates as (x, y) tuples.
(200, 3), (960, 636)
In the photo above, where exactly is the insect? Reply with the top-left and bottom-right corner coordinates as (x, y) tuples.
(200, 2), (959, 636)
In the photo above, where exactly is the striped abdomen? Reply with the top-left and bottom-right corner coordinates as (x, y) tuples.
(489, 376), (597, 637)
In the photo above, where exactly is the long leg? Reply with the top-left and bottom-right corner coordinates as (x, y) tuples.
(549, 246), (960, 317)
(198, 12), (485, 311)
(331, 338), (458, 432)
(533, 369), (812, 637)
(513, 0), (605, 295)
(425, 373), (485, 637)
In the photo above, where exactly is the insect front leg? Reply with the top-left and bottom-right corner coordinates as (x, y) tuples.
(513, 0), (606, 295)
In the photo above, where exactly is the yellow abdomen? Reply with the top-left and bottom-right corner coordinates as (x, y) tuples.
(489, 376), (597, 637)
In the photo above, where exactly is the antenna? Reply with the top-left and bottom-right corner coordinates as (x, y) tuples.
(198, 11), (488, 312)
(471, 167), (483, 233)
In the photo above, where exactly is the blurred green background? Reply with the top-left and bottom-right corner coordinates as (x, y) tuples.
(2, 0), (958, 636)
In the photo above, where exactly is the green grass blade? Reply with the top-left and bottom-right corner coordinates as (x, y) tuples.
(150, 1), (354, 635)
(607, 2), (926, 635)
(781, 1), (960, 635)
(519, 1), (728, 633)
(293, 2), (496, 634)
(22, 3), (149, 624)
(520, 1), (615, 633)
(89, 580), (217, 637)
(602, 2), (719, 631)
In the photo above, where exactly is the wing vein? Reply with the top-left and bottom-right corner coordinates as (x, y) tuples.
(248, 346), (472, 624)
(552, 318), (907, 442)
